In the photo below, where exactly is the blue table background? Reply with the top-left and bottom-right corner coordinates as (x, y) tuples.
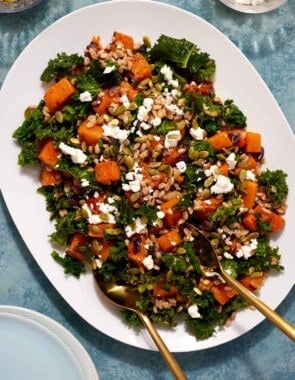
(0, 1), (294, 379)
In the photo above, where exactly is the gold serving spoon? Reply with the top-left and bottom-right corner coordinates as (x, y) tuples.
(186, 223), (295, 342)
(92, 261), (187, 380)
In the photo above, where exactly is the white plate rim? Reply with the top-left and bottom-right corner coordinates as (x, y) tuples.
(0, 305), (99, 379)
(0, 0), (294, 352)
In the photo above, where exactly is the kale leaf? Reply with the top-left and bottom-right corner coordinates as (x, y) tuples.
(222, 99), (247, 128)
(51, 251), (86, 278)
(149, 35), (195, 68)
(40, 53), (84, 82)
(258, 169), (288, 206)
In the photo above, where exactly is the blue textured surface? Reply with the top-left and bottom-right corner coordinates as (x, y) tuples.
(0, 1), (294, 379)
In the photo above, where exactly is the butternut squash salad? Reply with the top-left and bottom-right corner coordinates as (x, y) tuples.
(13, 32), (288, 340)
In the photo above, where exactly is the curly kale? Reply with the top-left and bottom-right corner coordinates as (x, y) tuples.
(258, 169), (288, 206)
(40, 52), (84, 82)
(51, 251), (86, 278)
(149, 35), (215, 81)
(222, 99), (247, 128)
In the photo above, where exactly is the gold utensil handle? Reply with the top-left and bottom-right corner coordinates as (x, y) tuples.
(222, 270), (295, 342)
(139, 312), (187, 380)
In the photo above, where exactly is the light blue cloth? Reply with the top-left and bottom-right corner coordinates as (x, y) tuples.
(1, 1), (294, 379)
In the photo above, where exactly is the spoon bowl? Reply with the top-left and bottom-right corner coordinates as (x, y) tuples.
(186, 223), (295, 342)
(92, 260), (187, 380)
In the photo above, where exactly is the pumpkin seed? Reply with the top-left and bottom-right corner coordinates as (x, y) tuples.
(70, 137), (81, 147)
(105, 228), (122, 236)
(129, 192), (140, 203)
(143, 35), (151, 48)
(24, 106), (36, 119)
(166, 166), (173, 177)
(241, 232), (259, 243)
(250, 271), (263, 279)
(198, 150), (209, 159)
(176, 120), (186, 130)
(128, 267), (140, 275)
(122, 146), (132, 155)
(92, 239), (100, 252)
(110, 145), (118, 157)
(81, 141), (88, 152)
(191, 118), (199, 129)
(124, 155), (135, 170)
(103, 148), (111, 159)
(81, 208), (90, 219)
(55, 111), (64, 123)
(92, 260), (98, 270)
(154, 83), (163, 92)
(148, 161), (162, 168)
(193, 287), (203, 296)
(148, 168), (159, 176)
(216, 153), (226, 161)
(203, 107), (219, 117)
(99, 213), (109, 221)
(176, 247), (187, 255)
(188, 147), (199, 160)
(114, 105), (126, 116)
(239, 169), (247, 181)
(166, 270), (173, 281)
(128, 102), (138, 111)
(195, 158), (206, 167)
(158, 164), (169, 172)
(204, 176), (214, 188)
(210, 238), (220, 248)
(138, 78), (150, 88)
(200, 189), (211, 199)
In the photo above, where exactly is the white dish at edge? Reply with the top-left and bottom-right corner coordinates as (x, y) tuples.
(0, 305), (99, 380)
(0, 0), (294, 352)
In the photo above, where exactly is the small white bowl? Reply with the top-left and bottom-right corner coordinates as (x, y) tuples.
(0, 0), (44, 13)
(218, 0), (288, 13)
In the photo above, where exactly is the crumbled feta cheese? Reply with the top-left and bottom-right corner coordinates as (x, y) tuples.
(141, 121), (152, 131)
(165, 103), (183, 116)
(226, 153), (237, 170)
(125, 218), (147, 238)
(103, 65), (116, 74)
(120, 94), (130, 108)
(102, 124), (130, 143)
(160, 64), (179, 88)
(204, 165), (219, 177)
(79, 91), (92, 102)
(151, 116), (162, 127)
(236, 239), (258, 259)
(59, 142), (87, 164)
(224, 252), (234, 260)
(81, 178), (90, 187)
(187, 304), (202, 319)
(157, 211), (165, 219)
(81, 201), (118, 225)
(189, 127), (206, 141)
(137, 98), (153, 122)
(176, 161), (187, 173)
(143, 255), (154, 270)
(211, 175), (234, 194)
(164, 130), (182, 149)
(95, 257), (103, 269)
(123, 163), (143, 193)
(246, 170), (256, 181)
